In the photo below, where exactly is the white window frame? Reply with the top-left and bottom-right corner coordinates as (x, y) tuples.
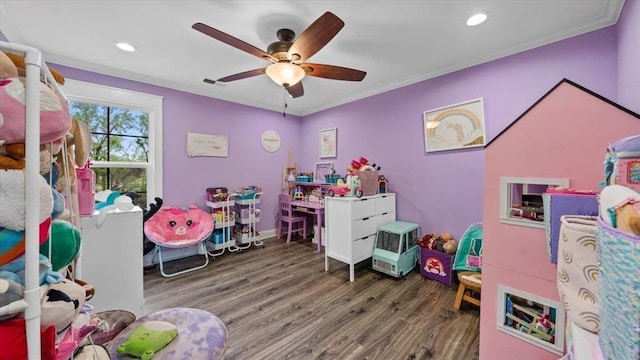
(499, 176), (569, 229)
(63, 79), (163, 201)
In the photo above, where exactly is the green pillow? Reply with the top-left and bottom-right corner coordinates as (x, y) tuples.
(117, 321), (178, 360)
(452, 222), (483, 272)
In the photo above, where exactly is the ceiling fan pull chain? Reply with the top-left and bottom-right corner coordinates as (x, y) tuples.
(282, 89), (288, 117)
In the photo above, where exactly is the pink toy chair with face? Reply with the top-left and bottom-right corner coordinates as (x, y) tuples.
(144, 205), (214, 277)
(277, 193), (307, 243)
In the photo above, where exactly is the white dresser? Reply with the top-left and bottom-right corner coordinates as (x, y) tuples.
(78, 207), (144, 316)
(324, 193), (396, 282)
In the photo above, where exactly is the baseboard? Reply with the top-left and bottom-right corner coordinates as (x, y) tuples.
(259, 228), (276, 239)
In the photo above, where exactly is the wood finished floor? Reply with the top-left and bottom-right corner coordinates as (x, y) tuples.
(143, 237), (480, 360)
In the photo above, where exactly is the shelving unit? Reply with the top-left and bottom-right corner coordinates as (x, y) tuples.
(293, 181), (329, 200)
(1, 41), (68, 358)
(206, 195), (237, 256)
(233, 192), (263, 249)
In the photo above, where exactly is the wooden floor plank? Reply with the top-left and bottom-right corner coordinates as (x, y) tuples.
(143, 237), (480, 359)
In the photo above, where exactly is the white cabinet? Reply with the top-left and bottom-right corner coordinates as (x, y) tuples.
(79, 207), (144, 317)
(324, 193), (396, 282)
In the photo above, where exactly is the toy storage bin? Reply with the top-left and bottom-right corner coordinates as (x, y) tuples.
(324, 174), (342, 184)
(419, 248), (454, 285)
(542, 192), (598, 263)
(358, 169), (379, 196)
(596, 217), (640, 360)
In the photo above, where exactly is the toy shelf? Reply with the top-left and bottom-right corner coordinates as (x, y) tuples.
(206, 199), (235, 208)
(236, 198), (260, 205)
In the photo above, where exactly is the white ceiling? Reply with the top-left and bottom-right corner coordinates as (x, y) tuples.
(0, 1), (625, 116)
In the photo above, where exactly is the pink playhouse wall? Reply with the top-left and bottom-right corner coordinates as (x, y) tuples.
(480, 80), (640, 359)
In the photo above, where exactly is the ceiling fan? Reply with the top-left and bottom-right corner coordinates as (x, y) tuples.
(192, 12), (366, 98)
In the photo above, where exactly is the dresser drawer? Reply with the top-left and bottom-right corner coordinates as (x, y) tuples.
(353, 233), (376, 263)
(351, 197), (376, 220)
(352, 216), (378, 240)
(376, 194), (395, 214)
(376, 211), (396, 228)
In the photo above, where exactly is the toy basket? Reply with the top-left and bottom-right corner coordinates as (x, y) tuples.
(556, 215), (599, 333)
(90, 310), (136, 345)
(596, 217), (640, 360)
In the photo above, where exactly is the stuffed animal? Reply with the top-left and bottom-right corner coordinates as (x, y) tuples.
(0, 169), (54, 232)
(443, 239), (458, 254)
(0, 74), (71, 145)
(0, 278), (24, 321)
(39, 219), (81, 271)
(40, 279), (86, 339)
(117, 321), (178, 360)
(0, 51), (19, 80)
(0, 253), (63, 286)
(599, 184), (640, 235)
(0, 143), (25, 169)
(3, 51), (65, 85)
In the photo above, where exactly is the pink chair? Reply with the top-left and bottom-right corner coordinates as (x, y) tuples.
(277, 193), (307, 243)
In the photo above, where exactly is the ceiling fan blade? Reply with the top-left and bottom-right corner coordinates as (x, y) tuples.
(203, 78), (217, 85)
(288, 12), (344, 62)
(192, 22), (275, 62)
(300, 63), (366, 81)
(215, 68), (266, 83)
(286, 81), (304, 98)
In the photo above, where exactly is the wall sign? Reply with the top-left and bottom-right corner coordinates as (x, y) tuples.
(186, 132), (229, 157)
(261, 130), (281, 153)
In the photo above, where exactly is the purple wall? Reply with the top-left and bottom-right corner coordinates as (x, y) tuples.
(301, 27), (618, 239)
(52, 65), (303, 232)
(617, 0), (640, 114)
(5, 18), (628, 240)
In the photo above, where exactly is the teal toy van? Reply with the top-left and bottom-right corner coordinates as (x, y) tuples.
(372, 221), (420, 278)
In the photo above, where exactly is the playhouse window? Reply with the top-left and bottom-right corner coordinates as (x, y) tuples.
(499, 177), (569, 229)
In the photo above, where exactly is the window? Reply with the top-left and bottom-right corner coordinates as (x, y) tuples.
(376, 230), (401, 252)
(63, 79), (163, 207)
(499, 177), (569, 229)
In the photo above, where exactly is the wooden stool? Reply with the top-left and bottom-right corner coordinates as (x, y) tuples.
(453, 271), (482, 310)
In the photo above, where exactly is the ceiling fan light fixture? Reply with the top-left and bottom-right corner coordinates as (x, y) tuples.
(266, 62), (305, 87)
(466, 13), (487, 26)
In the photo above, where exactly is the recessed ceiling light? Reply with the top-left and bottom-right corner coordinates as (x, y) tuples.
(466, 13), (487, 26)
(115, 41), (136, 52)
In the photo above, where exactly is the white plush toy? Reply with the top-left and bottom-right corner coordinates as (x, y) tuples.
(0, 169), (53, 231)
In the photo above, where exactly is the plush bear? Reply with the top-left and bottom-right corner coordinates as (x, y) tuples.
(117, 321), (178, 360)
(443, 239), (458, 254)
(0, 143), (25, 170)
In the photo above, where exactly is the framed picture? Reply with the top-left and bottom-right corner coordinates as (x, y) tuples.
(314, 162), (334, 182)
(423, 98), (486, 153)
(319, 127), (337, 158)
(496, 285), (565, 355)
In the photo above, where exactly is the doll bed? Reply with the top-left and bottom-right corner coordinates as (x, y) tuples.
(143, 206), (214, 278)
(107, 307), (227, 360)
